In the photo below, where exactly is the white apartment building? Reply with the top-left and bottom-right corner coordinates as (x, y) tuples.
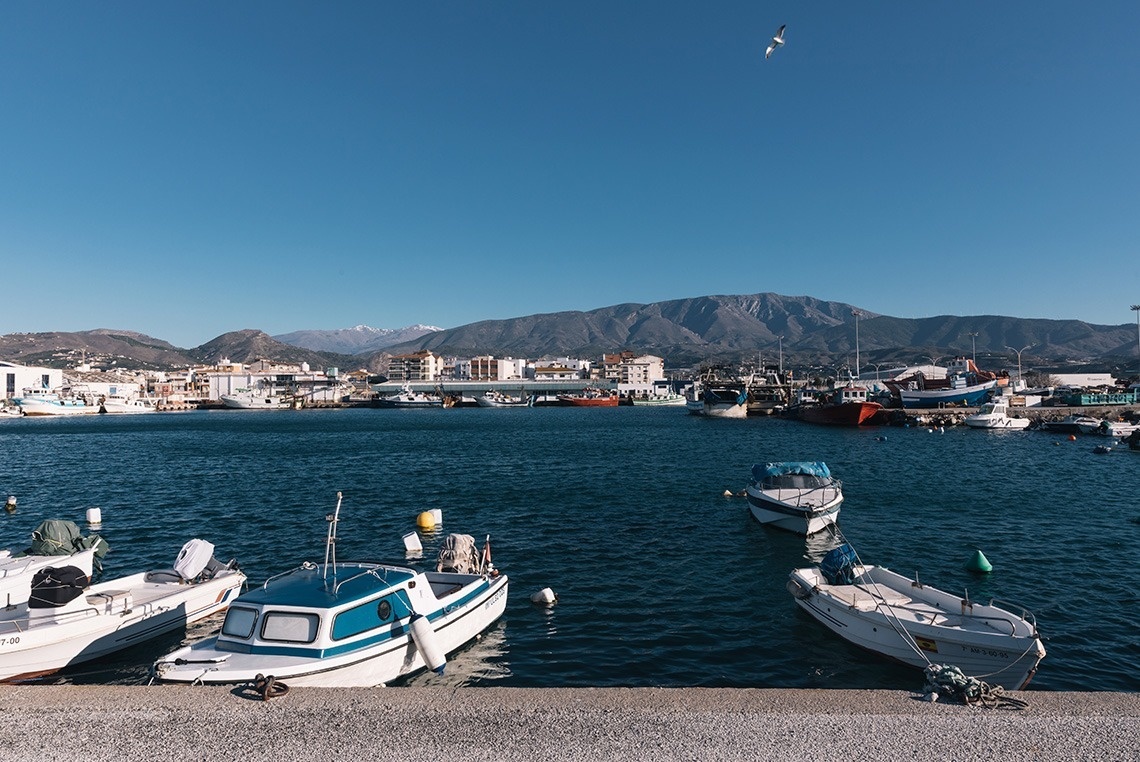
(387, 351), (442, 382)
(1, 362), (63, 400)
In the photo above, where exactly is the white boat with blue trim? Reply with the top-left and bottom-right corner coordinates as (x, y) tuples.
(745, 462), (843, 535)
(152, 493), (509, 688)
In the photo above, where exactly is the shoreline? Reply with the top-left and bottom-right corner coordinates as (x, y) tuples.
(1, 686), (1137, 761)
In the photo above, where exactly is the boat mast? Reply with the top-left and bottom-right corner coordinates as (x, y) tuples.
(324, 491), (343, 584)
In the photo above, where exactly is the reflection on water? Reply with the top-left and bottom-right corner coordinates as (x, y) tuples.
(396, 624), (511, 687)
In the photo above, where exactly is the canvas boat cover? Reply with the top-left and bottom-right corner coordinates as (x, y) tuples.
(753, 462), (832, 482)
(820, 543), (859, 585)
(26, 519), (110, 575)
(437, 533), (480, 574)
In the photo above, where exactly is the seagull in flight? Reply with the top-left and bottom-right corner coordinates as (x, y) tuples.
(765, 24), (786, 59)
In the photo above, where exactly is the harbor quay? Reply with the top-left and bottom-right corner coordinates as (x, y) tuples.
(0, 686), (1137, 761)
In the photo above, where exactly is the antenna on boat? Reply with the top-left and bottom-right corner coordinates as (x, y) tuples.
(324, 491), (342, 583)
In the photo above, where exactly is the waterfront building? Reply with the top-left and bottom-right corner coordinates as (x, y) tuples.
(0, 361), (63, 400)
(387, 351), (442, 382)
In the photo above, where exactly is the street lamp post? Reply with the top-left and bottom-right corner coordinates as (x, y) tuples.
(965, 332), (979, 366)
(1005, 345), (1032, 389)
(1131, 305), (1140, 377)
(852, 310), (862, 379)
(776, 336), (784, 378)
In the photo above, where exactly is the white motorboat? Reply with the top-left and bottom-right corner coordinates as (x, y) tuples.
(631, 393), (686, 406)
(700, 383), (749, 418)
(100, 394), (157, 414)
(1096, 419), (1140, 438)
(220, 390), (294, 410)
(13, 387), (99, 416)
(745, 462), (843, 535)
(152, 494), (508, 688)
(0, 539), (245, 682)
(1039, 414), (1101, 434)
(374, 384), (444, 408)
(788, 544), (1046, 689)
(963, 399), (1030, 430)
(475, 390), (535, 408)
(0, 547), (97, 608)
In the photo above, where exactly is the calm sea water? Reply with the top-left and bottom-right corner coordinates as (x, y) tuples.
(2, 407), (1137, 692)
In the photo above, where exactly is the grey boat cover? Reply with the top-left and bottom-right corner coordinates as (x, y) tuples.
(753, 462), (831, 481)
(437, 533), (480, 574)
(26, 519), (110, 575)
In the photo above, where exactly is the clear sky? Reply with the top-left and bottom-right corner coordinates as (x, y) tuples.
(2, 2), (1137, 348)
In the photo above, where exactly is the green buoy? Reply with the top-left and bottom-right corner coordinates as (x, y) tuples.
(966, 550), (993, 573)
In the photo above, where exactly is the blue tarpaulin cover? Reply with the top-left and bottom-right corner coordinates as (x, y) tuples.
(820, 543), (859, 585)
(752, 461), (831, 482)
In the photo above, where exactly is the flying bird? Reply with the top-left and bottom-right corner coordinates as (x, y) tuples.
(765, 24), (786, 59)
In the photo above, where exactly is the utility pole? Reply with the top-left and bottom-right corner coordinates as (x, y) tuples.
(1131, 305), (1140, 378)
(852, 309), (862, 379)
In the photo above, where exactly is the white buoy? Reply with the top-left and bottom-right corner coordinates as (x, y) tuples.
(409, 614), (446, 674)
(86, 507), (102, 526)
(4, 496), (16, 513)
(402, 532), (423, 553)
(530, 587), (558, 605)
(429, 508), (442, 525)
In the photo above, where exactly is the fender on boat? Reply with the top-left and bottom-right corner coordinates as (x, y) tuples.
(786, 575), (815, 600)
(409, 614), (446, 674)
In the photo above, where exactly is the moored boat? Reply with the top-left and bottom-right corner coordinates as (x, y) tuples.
(557, 388), (619, 407)
(745, 462), (843, 535)
(220, 390), (294, 410)
(700, 382), (748, 418)
(963, 399), (1030, 430)
(13, 387), (99, 416)
(1039, 414), (1102, 434)
(889, 358), (1001, 409)
(374, 384), (444, 408)
(100, 394), (158, 414)
(797, 383), (881, 426)
(0, 539), (244, 682)
(475, 390), (535, 408)
(788, 543), (1046, 690)
(152, 494), (508, 688)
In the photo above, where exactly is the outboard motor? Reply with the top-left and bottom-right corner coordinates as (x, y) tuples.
(436, 533), (480, 574)
(29, 565), (89, 609)
(172, 539), (228, 581)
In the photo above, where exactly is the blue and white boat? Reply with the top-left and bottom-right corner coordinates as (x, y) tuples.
(13, 386), (99, 416)
(745, 462), (844, 535)
(152, 493), (508, 688)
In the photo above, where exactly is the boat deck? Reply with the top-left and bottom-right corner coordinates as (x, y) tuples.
(826, 583), (1007, 633)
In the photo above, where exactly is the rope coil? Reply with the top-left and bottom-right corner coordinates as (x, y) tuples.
(922, 664), (1028, 709)
(252, 673), (290, 701)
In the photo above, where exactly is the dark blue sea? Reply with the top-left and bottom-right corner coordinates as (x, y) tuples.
(2, 407), (1137, 692)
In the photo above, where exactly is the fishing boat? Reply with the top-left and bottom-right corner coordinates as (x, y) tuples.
(787, 543), (1046, 689)
(1039, 414), (1102, 434)
(0, 539), (245, 682)
(220, 389), (294, 410)
(557, 388), (619, 407)
(745, 462), (843, 535)
(683, 382), (704, 414)
(13, 387), (100, 416)
(963, 399), (1030, 430)
(796, 383), (881, 426)
(152, 493), (509, 688)
(475, 390), (535, 408)
(374, 384), (444, 408)
(700, 382), (748, 418)
(889, 358), (1001, 409)
(100, 394), (158, 414)
(631, 393), (686, 406)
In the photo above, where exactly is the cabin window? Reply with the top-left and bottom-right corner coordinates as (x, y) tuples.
(331, 595), (401, 641)
(221, 606), (259, 639)
(261, 612), (320, 643)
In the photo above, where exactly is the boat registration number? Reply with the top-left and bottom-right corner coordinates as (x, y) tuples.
(967, 646), (1009, 659)
(0, 636), (20, 646)
(484, 586), (507, 609)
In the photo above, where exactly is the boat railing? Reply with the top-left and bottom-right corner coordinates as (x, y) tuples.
(331, 566), (393, 595)
(262, 562), (316, 590)
(987, 597), (1038, 632)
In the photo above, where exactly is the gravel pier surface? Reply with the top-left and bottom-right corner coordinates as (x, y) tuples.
(1, 687), (1137, 761)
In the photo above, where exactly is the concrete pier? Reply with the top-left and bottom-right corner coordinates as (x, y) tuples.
(1, 687), (1136, 761)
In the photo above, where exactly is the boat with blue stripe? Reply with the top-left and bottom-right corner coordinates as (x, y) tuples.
(152, 493), (508, 688)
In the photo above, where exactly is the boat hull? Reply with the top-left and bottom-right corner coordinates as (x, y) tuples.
(964, 416), (1030, 429)
(0, 569), (245, 682)
(788, 565), (1045, 689)
(799, 402), (881, 426)
(900, 381), (997, 409)
(220, 395), (293, 410)
(154, 573), (509, 688)
(16, 400), (99, 416)
(746, 491), (842, 535)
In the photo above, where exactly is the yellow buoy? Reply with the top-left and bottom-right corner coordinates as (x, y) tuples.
(416, 511), (436, 530)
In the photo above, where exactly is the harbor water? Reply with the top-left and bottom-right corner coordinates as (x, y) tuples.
(1, 407), (1137, 692)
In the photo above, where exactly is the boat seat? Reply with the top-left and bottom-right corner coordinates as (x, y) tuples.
(87, 589), (133, 611)
(830, 584), (913, 612)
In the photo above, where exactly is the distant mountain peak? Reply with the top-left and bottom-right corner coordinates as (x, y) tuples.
(273, 324), (442, 355)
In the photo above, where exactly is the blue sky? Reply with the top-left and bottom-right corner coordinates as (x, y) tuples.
(2, 2), (1137, 348)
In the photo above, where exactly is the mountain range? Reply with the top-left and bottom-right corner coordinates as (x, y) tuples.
(1, 294), (1137, 374)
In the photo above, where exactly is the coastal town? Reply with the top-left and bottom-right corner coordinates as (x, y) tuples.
(2, 348), (1139, 437)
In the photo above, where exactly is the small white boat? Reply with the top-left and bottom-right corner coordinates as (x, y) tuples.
(746, 462), (843, 535)
(220, 390), (294, 410)
(374, 384), (444, 408)
(100, 394), (158, 414)
(152, 494), (508, 688)
(0, 539), (245, 682)
(701, 383), (749, 418)
(631, 393), (686, 406)
(788, 544), (1046, 689)
(1096, 420), (1140, 438)
(0, 547), (97, 608)
(963, 399), (1030, 430)
(1040, 414), (1101, 434)
(475, 390), (535, 408)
